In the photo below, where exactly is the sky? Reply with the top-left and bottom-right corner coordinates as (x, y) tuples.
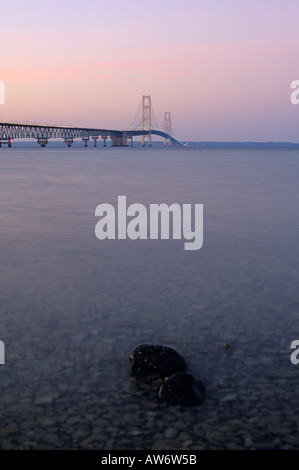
(1, 0), (299, 141)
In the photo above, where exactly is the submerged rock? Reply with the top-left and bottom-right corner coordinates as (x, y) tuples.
(129, 343), (187, 377)
(158, 372), (205, 406)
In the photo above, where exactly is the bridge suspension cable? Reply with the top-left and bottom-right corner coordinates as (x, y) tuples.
(126, 95), (177, 146)
(128, 99), (143, 130)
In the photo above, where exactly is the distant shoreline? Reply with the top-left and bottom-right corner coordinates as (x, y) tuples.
(184, 141), (299, 148)
(1, 140), (299, 149)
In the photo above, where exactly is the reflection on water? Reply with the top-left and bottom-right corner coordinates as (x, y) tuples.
(0, 146), (299, 449)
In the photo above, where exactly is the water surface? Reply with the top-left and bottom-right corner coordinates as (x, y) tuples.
(0, 146), (298, 450)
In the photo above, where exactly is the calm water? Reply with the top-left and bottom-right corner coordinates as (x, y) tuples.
(0, 145), (299, 450)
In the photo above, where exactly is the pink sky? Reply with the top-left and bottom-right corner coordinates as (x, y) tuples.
(1, 0), (299, 141)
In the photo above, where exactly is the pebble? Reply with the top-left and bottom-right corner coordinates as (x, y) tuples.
(152, 440), (167, 450)
(244, 436), (254, 448)
(219, 393), (238, 402)
(67, 416), (82, 425)
(34, 395), (54, 406)
(164, 427), (178, 439)
(41, 433), (59, 446)
(182, 440), (193, 447)
(73, 429), (90, 439)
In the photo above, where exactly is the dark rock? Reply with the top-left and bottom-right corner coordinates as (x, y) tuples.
(129, 343), (187, 377)
(158, 372), (205, 406)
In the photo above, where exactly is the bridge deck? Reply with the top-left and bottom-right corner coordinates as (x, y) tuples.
(0, 122), (184, 146)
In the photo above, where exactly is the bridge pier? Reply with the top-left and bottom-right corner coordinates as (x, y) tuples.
(65, 138), (74, 147)
(101, 135), (108, 147)
(38, 138), (48, 147)
(130, 136), (133, 147)
(92, 136), (99, 147)
(82, 137), (89, 147)
(0, 140), (12, 147)
(111, 131), (127, 147)
(142, 134), (152, 147)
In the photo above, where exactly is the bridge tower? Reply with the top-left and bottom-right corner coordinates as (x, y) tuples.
(164, 112), (172, 146)
(142, 95), (152, 147)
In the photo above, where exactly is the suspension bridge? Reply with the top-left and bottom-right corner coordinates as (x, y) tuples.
(0, 95), (184, 148)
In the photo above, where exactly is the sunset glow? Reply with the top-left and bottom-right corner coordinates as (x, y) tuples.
(1, 0), (299, 141)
